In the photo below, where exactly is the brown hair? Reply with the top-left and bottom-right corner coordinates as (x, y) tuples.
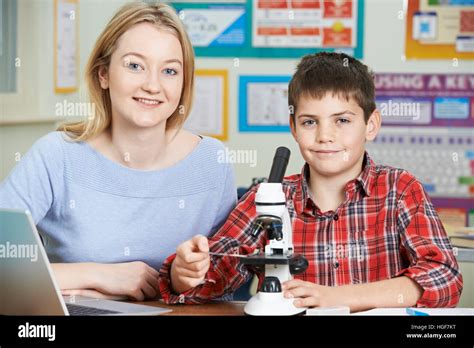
(288, 52), (376, 124)
(58, 1), (195, 141)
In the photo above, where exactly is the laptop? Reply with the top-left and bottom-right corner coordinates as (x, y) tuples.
(0, 208), (171, 316)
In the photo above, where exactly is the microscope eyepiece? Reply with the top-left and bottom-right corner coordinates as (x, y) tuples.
(268, 147), (291, 183)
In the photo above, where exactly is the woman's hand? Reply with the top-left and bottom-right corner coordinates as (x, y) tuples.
(91, 261), (161, 301)
(53, 261), (160, 301)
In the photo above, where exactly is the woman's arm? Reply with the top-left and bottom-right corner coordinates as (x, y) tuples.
(51, 261), (161, 301)
(0, 133), (64, 223)
(51, 263), (100, 290)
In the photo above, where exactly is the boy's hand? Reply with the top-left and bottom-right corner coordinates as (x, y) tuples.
(171, 235), (210, 294)
(282, 279), (344, 308)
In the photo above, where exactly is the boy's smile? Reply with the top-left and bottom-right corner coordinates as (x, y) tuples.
(291, 93), (380, 180)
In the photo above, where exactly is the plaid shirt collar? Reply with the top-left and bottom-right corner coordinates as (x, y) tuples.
(294, 151), (377, 215)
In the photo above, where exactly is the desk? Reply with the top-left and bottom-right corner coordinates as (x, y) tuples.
(133, 300), (246, 316)
(129, 300), (474, 316)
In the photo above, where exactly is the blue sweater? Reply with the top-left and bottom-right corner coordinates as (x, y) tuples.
(0, 132), (237, 270)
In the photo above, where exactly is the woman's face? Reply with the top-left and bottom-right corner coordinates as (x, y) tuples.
(99, 22), (184, 130)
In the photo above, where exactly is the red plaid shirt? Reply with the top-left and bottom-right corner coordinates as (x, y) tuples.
(159, 153), (463, 307)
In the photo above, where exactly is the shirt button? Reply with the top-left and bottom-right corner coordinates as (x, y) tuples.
(333, 261), (340, 269)
(333, 214), (339, 221)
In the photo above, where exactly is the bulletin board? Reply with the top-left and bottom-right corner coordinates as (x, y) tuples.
(171, 0), (364, 59)
(54, 0), (79, 93)
(184, 70), (229, 141)
(405, 0), (474, 60)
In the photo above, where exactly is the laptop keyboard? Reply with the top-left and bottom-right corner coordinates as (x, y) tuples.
(66, 303), (122, 316)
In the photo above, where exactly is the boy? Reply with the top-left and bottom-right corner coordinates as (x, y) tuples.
(158, 52), (463, 311)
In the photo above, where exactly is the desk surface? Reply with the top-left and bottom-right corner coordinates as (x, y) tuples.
(131, 300), (474, 316)
(134, 300), (246, 316)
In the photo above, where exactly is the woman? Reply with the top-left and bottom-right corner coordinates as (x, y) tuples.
(0, 2), (236, 301)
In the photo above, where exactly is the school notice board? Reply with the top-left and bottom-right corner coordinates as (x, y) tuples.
(171, 0), (364, 58)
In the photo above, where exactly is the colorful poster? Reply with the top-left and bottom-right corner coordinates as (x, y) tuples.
(405, 0), (474, 59)
(253, 0), (357, 48)
(173, 3), (246, 48)
(370, 73), (474, 221)
(374, 73), (474, 127)
(239, 75), (291, 132)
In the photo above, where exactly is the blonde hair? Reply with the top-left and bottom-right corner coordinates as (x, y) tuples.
(58, 1), (195, 141)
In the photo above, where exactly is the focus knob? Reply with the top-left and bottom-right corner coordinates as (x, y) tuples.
(260, 276), (282, 293)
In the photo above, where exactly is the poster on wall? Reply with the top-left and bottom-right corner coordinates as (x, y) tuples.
(374, 73), (474, 127)
(239, 75), (291, 132)
(371, 73), (474, 228)
(172, 2), (247, 57)
(184, 70), (228, 141)
(172, 2), (246, 48)
(252, 0), (358, 49)
(405, 0), (474, 59)
(54, 0), (78, 93)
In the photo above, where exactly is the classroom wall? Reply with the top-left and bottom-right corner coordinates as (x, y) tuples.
(2, 0), (473, 184)
(1, 0), (473, 306)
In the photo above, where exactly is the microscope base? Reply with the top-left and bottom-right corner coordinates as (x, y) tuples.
(244, 292), (307, 316)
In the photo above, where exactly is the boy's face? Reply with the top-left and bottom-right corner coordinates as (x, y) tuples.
(290, 93), (380, 178)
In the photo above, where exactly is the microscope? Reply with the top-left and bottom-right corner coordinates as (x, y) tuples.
(241, 147), (308, 315)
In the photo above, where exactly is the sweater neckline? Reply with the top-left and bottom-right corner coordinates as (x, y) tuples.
(80, 134), (206, 175)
